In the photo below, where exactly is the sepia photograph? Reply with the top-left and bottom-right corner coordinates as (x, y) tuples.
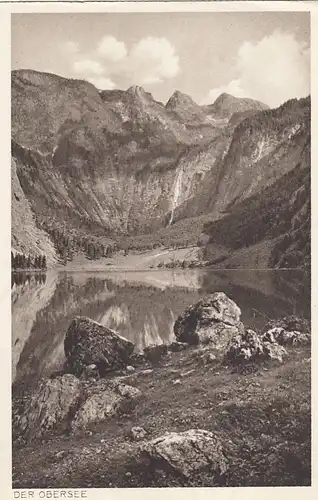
(11, 7), (311, 489)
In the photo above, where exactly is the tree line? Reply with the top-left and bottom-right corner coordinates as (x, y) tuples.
(11, 252), (47, 270)
(41, 224), (116, 263)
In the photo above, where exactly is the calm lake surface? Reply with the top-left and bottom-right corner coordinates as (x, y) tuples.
(12, 269), (310, 387)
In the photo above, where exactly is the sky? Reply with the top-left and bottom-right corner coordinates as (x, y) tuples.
(11, 12), (310, 108)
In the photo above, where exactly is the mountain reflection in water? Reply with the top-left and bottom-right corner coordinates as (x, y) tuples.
(12, 269), (310, 388)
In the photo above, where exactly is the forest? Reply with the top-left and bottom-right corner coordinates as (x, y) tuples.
(11, 252), (47, 270)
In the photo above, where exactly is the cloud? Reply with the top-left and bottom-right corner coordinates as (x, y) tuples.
(87, 76), (116, 90)
(205, 79), (247, 104)
(97, 35), (127, 62)
(73, 59), (104, 76)
(63, 35), (179, 90)
(128, 37), (180, 84)
(204, 31), (310, 107)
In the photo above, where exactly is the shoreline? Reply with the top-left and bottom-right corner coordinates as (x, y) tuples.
(12, 265), (309, 273)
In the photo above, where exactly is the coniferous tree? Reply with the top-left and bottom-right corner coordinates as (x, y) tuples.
(27, 255), (32, 269)
(41, 255), (47, 270)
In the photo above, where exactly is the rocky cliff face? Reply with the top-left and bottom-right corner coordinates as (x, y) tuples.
(11, 69), (310, 267)
(202, 114), (310, 269)
(11, 156), (57, 263)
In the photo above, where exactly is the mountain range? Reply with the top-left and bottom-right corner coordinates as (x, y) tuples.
(11, 69), (310, 268)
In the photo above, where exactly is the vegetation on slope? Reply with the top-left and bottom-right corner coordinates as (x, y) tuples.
(202, 144), (310, 269)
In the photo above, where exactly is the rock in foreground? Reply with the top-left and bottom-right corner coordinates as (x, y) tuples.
(72, 380), (143, 431)
(140, 429), (227, 479)
(225, 329), (288, 365)
(263, 316), (310, 346)
(13, 374), (81, 442)
(64, 316), (135, 377)
(13, 375), (142, 442)
(174, 292), (243, 350)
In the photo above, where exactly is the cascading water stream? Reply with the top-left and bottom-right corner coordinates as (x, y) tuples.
(168, 167), (184, 226)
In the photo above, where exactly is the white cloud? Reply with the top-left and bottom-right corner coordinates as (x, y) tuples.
(128, 37), (180, 84)
(97, 35), (127, 62)
(87, 76), (116, 90)
(205, 79), (248, 104)
(64, 34), (179, 90)
(204, 31), (310, 107)
(73, 59), (104, 76)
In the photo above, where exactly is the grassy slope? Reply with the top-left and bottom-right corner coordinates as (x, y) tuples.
(13, 344), (310, 488)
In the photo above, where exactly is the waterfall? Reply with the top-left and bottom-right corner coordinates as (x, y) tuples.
(168, 167), (184, 226)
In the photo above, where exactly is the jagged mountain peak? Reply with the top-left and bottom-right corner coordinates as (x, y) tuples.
(214, 92), (237, 103)
(203, 92), (269, 120)
(165, 90), (198, 110)
(126, 84), (153, 100)
(214, 92), (268, 111)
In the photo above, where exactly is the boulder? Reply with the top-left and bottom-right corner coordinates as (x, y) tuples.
(143, 343), (168, 364)
(265, 315), (310, 335)
(174, 292), (243, 350)
(263, 342), (288, 363)
(129, 426), (147, 441)
(263, 315), (310, 347)
(13, 374), (81, 442)
(168, 341), (189, 352)
(71, 380), (142, 431)
(64, 316), (135, 377)
(225, 329), (287, 365)
(129, 352), (146, 366)
(140, 429), (227, 479)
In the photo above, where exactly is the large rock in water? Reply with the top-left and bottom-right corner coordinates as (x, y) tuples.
(13, 374), (81, 442)
(174, 292), (243, 349)
(140, 429), (227, 480)
(71, 380), (142, 431)
(64, 316), (135, 377)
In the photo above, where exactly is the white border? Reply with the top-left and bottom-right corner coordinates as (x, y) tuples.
(1, 2), (316, 499)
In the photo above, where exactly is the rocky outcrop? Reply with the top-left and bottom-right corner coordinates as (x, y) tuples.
(225, 329), (288, 365)
(203, 92), (268, 120)
(140, 429), (227, 479)
(11, 157), (57, 265)
(71, 380), (142, 431)
(174, 292), (243, 350)
(64, 316), (135, 377)
(13, 375), (142, 442)
(263, 328), (310, 347)
(263, 316), (310, 346)
(202, 98), (310, 270)
(13, 374), (81, 442)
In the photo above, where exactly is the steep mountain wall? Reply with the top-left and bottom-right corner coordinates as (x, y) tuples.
(11, 157), (57, 264)
(11, 69), (310, 268)
(202, 130), (310, 269)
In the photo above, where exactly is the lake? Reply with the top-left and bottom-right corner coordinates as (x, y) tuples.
(12, 269), (310, 388)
